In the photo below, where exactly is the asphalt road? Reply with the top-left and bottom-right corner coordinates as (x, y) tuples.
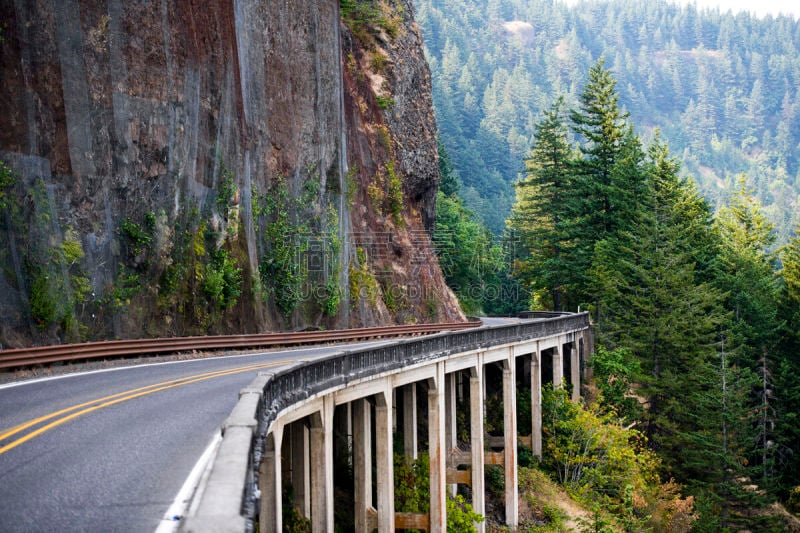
(0, 342), (387, 532)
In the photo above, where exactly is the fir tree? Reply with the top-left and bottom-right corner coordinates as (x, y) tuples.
(569, 59), (647, 311)
(714, 178), (783, 489)
(510, 97), (577, 310)
(773, 225), (800, 495)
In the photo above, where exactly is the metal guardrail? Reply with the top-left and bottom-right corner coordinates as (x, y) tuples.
(183, 312), (590, 531)
(0, 322), (481, 371)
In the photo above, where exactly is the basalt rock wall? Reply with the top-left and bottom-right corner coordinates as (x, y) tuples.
(0, 0), (463, 347)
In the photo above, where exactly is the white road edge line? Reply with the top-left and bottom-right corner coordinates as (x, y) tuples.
(155, 430), (223, 533)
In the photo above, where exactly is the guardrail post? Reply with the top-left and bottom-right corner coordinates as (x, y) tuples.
(354, 398), (372, 531)
(470, 361), (485, 533)
(503, 355), (518, 529)
(375, 385), (394, 532)
(531, 343), (542, 459)
(428, 363), (447, 532)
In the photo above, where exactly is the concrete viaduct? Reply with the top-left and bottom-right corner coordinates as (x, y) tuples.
(183, 312), (593, 532)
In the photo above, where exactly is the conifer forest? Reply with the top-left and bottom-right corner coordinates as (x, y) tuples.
(421, 0), (800, 530)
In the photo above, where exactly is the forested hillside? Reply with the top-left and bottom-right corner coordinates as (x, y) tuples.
(416, 0), (800, 240)
(502, 55), (800, 532)
(416, 1), (800, 529)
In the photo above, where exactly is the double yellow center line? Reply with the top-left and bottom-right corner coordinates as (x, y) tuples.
(0, 359), (290, 455)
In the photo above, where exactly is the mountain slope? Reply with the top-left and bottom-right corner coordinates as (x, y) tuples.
(416, 0), (800, 240)
(0, 0), (463, 347)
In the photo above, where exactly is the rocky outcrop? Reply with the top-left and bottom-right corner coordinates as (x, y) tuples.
(0, 0), (463, 347)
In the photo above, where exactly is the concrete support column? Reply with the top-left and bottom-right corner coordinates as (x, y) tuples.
(531, 348), (542, 458)
(289, 422), (310, 517)
(375, 389), (394, 532)
(403, 383), (418, 459)
(582, 329), (595, 382)
(570, 344), (580, 402)
(470, 365), (486, 533)
(552, 344), (563, 389)
(261, 424), (284, 533)
(503, 358), (518, 529)
(446, 372), (458, 497)
(310, 398), (334, 532)
(353, 398), (372, 532)
(429, 364), (447, 533)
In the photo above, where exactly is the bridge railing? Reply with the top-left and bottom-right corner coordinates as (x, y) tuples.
(181, 312), (591, 532)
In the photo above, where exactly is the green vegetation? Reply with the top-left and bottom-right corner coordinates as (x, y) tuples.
(257, 176), (309, 318)
(202, 249), (243, 312)
(340, 0), (404, 43)
(0, 175), (95, 340)
(26, 230), (91, 339)
(516, 467), (571, 532)
(508, 97), (575, 312)
(216, 162), (238, 213)
(318, 203), (343, 317)
(256, 173), (342, 321)
(376, 94), (395, 110)
(363, 160), (406, 227)
(385, 161), (404, 225)
(367, 174), (385, 213)
(539, 387), (701, 532)
(349, 247), (380, 308)
(120, 217), (153, 263)
(0, 161), (15, 211)
(504, 59), (798, 529)
(107, 269), (142, 310)
(588, 346), (641, 423)
(434, 192), (502, 314)
(418, 0), (800, 241)
(394, 453), (483, 531)
(434, 144), (526, 316)
(282, 486), (311, 532)
(345, 165), (359, 207)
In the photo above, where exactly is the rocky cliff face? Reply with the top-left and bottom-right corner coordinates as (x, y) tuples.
(0, 0), (463, 347)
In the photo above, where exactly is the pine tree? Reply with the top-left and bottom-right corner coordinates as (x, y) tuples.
(591, 137), (745, 506)
(568, 58), (646, 311)
(714, 178), (783, 489)
(438, 138), (460, 197)
(780, 223), (800, 315)
(509, 97), (577, 310)
(569, 57), (629, 237)
(773, 225), (800, 495)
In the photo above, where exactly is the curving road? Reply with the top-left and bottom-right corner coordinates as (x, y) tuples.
(0, 341), (390, 532)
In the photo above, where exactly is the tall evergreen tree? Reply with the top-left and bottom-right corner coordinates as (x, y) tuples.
(713, 177), (780, 363)
(509, 97), (577, 310)
(569, 57), (629, 237)
(714, 178), (783, 489)
(779, 224), (800, 352)
(773, 225), (800, 495)
(438, 138), (460, 197)
(591, 138), (760, 528)
(568, 58), (647, 310)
